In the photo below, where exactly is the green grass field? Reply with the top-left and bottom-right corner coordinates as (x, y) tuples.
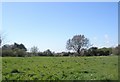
(2, 56), (118, 80)
(0, 57), (2, 82)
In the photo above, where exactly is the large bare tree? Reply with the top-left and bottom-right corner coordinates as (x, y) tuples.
(66, 35), (90, 55)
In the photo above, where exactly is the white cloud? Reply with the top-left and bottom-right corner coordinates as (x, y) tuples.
(91, 35), (117, 48)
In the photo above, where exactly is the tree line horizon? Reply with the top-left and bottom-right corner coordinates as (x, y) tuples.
(0, 34), (119, 57)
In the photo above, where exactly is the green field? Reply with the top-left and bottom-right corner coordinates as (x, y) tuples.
(2, 56), (118, 80)
(0, 57), (2, 82)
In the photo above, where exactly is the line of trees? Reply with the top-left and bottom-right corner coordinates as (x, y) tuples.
(1, 44), (119, 57)
(1, 43), (120, 57)
(66, 34), (119, 56)
(1, 34), (120, 57)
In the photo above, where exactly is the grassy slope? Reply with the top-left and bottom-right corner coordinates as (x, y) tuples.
(2, 56), (118, 80)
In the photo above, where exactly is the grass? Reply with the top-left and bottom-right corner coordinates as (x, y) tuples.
(2, 56), (118, 80)
(0, 57), (2, 82)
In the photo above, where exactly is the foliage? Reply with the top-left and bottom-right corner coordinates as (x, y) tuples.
(66, 35), (90, 55)
(2, 56), (118, 80)
(2, 50), (15, 57)
(1, 42), (119, 57)
(12, 43), (27, 51)
(43, 49), (53, 56)
(30, 46), (39, 56)
(2, 43), (27, 57)
(85, 47), (111, 56)
(2, 44), (13, 50)
(13, 48), (27, 57)
(112, 44), (120, 55)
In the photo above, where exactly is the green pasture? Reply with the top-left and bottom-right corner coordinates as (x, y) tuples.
(2, 56), (118, 80)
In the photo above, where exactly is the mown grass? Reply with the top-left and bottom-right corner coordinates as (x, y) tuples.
(2, 56), (118, 80)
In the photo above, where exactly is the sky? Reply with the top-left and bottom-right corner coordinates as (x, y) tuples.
(2, 2), (118, 52)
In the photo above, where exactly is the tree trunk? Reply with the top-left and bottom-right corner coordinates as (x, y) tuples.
(77, 48), (80, 55)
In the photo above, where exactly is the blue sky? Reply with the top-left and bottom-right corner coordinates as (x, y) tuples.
(2, 2), (118, 52)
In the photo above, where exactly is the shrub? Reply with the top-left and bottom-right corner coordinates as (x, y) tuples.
(2, 50), (15, 57)
(13, 48), (27, 57)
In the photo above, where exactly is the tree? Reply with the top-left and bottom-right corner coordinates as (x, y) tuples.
(13, 48), (27, 57)
(2, 44), (13, 50)
(0, 32), (7, 47)
(2, 43), (27, 57)
(87, 47), (98, 56)
(0, 36), (1, 46)
(2, 49), (14, 57)
(99, 47), (112, 56)
(30, 46), (39, 56)
(12, 43), (27, 51)
(43, 49), (53, 56)
(112, 44), (120, 55)
(117, 44), (120, 55)
(66, 35), (90, 55)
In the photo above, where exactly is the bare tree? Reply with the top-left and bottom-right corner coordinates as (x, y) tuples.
(66, 35), (90, 55)
(30, 46), (39, 56)
(0, 32), (7, 47)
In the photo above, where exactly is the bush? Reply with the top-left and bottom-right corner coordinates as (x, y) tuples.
(2, 48), (27, 57)
(13, 48), (27, 57)
(2, 50), (15, 57)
